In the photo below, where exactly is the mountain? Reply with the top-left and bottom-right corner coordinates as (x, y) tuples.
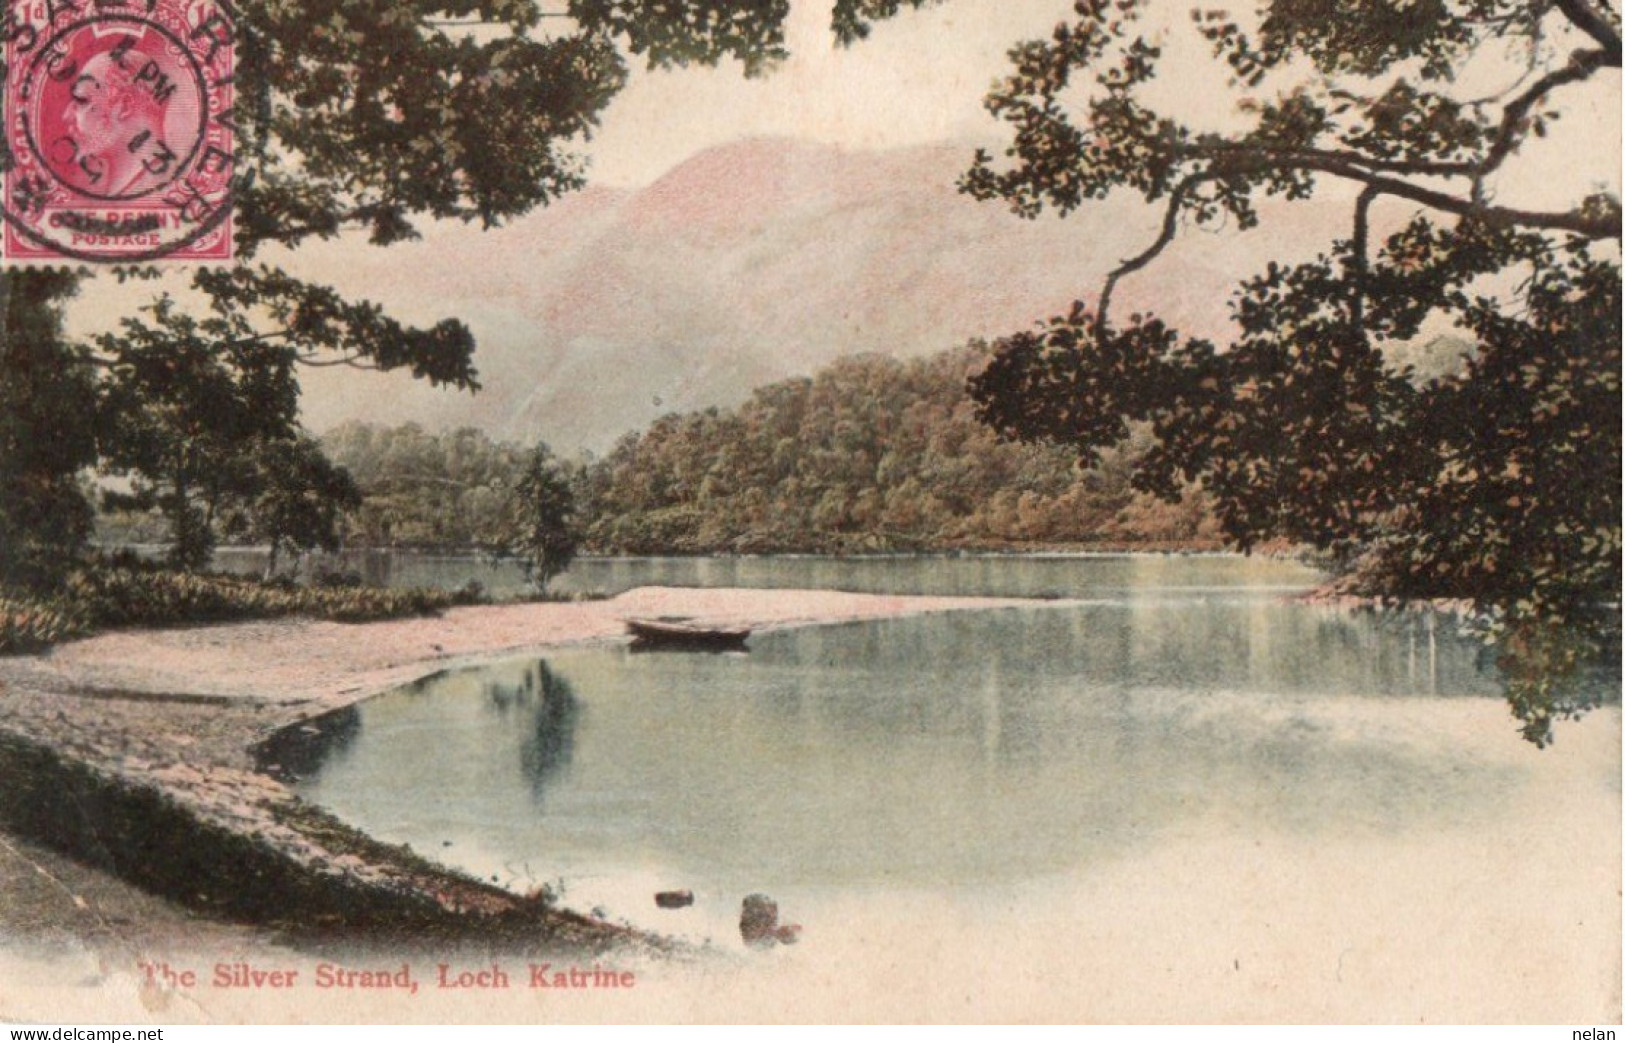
(289, 137), (1344, 454)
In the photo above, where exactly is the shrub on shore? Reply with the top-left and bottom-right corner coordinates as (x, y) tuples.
(0, 562), (486, 655)
(0, 597), (88, 654)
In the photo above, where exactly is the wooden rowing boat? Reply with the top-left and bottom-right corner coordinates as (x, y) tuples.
(625, 616), (751, 651)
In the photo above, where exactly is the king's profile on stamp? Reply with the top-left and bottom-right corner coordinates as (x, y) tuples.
(2, 0), (234, 263)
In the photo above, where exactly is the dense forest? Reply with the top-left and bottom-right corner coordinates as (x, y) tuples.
(576, 344), (1218, 553)
(320, 423), (543, 550)
(310, 343), (1220, 556)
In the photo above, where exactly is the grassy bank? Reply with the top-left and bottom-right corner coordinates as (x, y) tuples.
(0, 725), (646, 951)
(0, 562), (485, 656)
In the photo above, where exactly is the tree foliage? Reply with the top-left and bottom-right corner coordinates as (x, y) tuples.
(238, 437), (365, 577)
(577, 345), (1218, 554)
(498, 445), (579, 591)
(324, 422), (541, 548)
(231, 0), (943, 252)
(97, 295), (300, 569)
(2, 0), (935, 585)
(0, 273), (98, 590)
(963, 0), (1621, 742)
(317, 348), (1219, 560)
(322, 423), (578, 590)
(567, 0), (943, 75)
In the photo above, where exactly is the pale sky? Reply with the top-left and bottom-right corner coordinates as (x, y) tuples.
(582, 0), (1093, 185)
(583, 0), (1618, 200)
(63, 0), (1620, 422)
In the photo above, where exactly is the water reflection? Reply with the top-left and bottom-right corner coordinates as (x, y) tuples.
(285, 592), (1616, 897)
(255, 704), (361, 782)
(513, 663), (580, 800)
(262, 658), (585, 813)
(211, 546), (1324, 600)
(392, 658), (585, 805)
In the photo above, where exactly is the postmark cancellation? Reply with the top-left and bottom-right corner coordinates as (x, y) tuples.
(1, 0), (235, 264)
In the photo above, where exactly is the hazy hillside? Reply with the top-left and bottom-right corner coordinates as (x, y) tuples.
(291, 137), (1345, 454)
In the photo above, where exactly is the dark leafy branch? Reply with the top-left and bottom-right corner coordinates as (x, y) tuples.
(963, 0), (1621, 329)
(1096, 173), (1220, 330)
(1551, 0), (1622, 57)
(192, 268), (480, 390)
(5, 0), (952, 590)
(964, 0), (1622, 743)
(1478, 45), (1616, 179)
(228, 1), (952, 254)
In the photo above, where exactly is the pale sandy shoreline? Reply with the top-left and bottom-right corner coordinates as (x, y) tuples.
(0, 585), (1048, 720)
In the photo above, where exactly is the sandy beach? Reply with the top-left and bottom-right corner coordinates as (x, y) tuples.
(0, 586), (1040, 714)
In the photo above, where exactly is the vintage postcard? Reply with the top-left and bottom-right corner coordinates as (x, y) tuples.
(0, 0), (1618, 1026)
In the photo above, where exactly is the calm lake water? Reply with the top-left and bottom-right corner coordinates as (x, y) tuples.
(270, 554), (1618, 955)
(213, 545), (1316, 599)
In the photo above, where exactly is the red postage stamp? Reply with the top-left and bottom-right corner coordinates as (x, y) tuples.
(1, 0), (235, 263)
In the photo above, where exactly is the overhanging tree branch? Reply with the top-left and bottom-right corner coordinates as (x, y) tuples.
(1350, 184), (1380, 333)
(1288, 154), (1621, 237)
(295, 357), (385, 371)
(1551, 0), (1623, 60)
(967, 0), (1623, 745)
(1479, 46), (1617, 184)
(1098, 173), (1220, 332)
(1100, 143), (1616, 334)
(1189, 141), (1477, 178)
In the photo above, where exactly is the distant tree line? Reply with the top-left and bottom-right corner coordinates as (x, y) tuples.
(578, 344), (1220, 553)
(320, 422), (578, 586)
(321, 423), (538, 550)
(312, 344), (1221, 557)
(95, 409), (580, 590)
